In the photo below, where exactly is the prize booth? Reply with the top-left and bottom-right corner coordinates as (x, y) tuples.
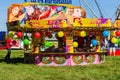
(7, 2), (112, 66)
(107, 20), (120, 56)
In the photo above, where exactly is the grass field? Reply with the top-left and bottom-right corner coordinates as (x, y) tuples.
(0, 50), (120, 80)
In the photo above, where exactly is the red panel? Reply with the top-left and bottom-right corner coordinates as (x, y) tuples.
(108, 50), (120, 56)
(0, 46), (6, 50)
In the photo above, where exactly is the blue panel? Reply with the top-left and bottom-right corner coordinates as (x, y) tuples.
(0, 32), (3, 40)
(25, 0), (72, 4)
(38, 0), (43, 3)
(45, 0), (51, 3)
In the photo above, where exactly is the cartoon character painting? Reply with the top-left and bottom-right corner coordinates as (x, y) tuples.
(24, 5), (52, 20)
(66, 7), (86, 18)
(73, 18), (82, 27)
(36, 6), (51, 19)
(60, 19), (68, 28)
(8, 4), (25, 22)
(72, 8), (82, 18)
(25, 5), (39, 20)
(66, 8), (74, 15)
(8, 3), (86, 27)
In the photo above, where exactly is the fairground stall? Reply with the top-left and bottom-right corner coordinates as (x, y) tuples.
(107, 19), (120, 56)
(6, 2), (112, 66)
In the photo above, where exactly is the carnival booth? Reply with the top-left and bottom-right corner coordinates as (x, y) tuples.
(6, 2), (112, 66)
(107, 20), (120, 56)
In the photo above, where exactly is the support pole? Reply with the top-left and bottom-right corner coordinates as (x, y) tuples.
(81, 0), (98, 18)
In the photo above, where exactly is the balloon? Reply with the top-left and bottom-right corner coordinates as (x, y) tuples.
(115, 39), (119, 44)
(91, 39), (98, 46)
(23, 39), (29, 45)
(58, 31), (64, 37)
(17, 32), (23, 38)
(45, 32), (51, 37)
(9, 31), (15, 35)
(80, 31), (86, 37)
(34, 32), (41, 38)
(73, 42), (78, 47)
(111, 31), (115, 36)
(12, 40), (17, 45)
(45, 41), (51, 47)
(48, 34), (52, 38)
(111, 37), (117, 44)
(115, 30), (120, 36)
(102, 30), (109, 37)
(119, 39), (120, 43)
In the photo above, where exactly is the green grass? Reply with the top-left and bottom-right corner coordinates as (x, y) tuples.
(0, 50), (120, 80)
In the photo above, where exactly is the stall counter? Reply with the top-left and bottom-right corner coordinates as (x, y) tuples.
(24, 52), (106, 66)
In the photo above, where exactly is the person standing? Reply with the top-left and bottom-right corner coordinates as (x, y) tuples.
(108, 36), (116, 56)
(104, 37), (109, 49)
(5, 36), (13, 60)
